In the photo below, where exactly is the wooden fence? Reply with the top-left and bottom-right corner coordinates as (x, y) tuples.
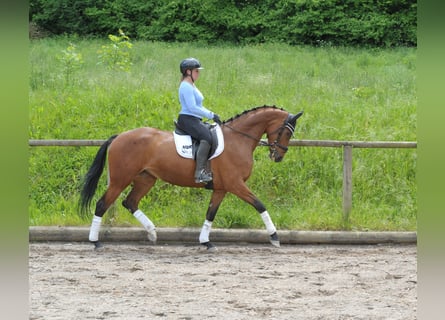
(29, 139), (417, 220)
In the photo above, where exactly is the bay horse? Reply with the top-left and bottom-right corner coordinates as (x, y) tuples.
(79, 106), (303, 250)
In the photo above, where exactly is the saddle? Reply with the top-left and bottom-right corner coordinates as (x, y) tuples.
(173, 122), (224, 160)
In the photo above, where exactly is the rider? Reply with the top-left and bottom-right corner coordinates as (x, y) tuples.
(177, 57), (222, 183)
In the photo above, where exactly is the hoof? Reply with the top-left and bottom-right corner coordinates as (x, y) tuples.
(201, 242), (217, 252)
(147, 229), (157, 243)
(92, 241), (103, 250)
(270, 232), (281, 248)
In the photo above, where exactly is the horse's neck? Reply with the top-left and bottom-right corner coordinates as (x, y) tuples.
(229, 117), (266, 140)
(234, 110), (280, 136)
(224, 111), (275, 147)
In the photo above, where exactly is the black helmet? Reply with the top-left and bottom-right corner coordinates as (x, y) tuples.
(180, 58), (203, 75)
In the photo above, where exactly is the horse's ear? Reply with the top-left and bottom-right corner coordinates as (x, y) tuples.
(291, 111), (304, 123)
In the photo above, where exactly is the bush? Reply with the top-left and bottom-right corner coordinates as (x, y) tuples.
(30, 0), (416, 47)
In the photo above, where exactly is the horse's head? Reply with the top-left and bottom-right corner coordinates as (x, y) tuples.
(266, 111), (303, 162)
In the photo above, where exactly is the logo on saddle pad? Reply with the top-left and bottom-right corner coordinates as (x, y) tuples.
(173, 125), (224, 160)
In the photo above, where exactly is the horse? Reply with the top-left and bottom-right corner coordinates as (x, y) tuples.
(79, 105), (303, 250)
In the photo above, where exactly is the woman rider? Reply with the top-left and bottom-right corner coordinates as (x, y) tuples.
(177, 57), (222, 183)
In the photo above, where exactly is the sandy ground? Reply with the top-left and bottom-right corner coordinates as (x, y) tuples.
(29, 242), (417, 320)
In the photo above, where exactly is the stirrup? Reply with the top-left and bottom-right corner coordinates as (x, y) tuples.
(195, 169), (213, 183)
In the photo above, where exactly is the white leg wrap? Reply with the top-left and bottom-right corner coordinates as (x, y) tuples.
(134, 209), (157, 242)
(199, 220), (213, 243)
(89, 216), (102, 242)
(260, 211), (277, 235)
(133, 209), (155, 231)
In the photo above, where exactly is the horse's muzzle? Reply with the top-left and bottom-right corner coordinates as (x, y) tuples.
(269, 151), (283, 162)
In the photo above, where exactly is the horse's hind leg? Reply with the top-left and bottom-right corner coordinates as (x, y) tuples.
(122, 172), (158, 243)
(89, 183), (127, 248)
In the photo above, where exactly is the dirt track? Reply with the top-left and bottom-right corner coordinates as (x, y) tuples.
(29, 242), (417, 320)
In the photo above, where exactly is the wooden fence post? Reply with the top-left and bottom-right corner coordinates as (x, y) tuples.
(343, 145), (353, 221)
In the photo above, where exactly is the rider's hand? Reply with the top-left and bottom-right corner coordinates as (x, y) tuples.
(213, 114), (222, 125)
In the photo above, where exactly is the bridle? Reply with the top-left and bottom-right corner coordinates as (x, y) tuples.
(263, 114), (296, 160)
(224, 113), (296, 159)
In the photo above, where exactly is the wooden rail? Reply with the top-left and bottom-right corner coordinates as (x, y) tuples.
(29, 139), (417, 148)
(29, 139), (417, 220)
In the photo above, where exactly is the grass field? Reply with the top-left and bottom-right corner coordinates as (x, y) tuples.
(29, 37), (416, 231)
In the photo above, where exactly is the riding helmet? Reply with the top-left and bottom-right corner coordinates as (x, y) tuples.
(180, 58), (203, 75)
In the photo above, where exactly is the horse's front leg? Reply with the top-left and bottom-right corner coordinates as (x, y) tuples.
(232, 184), (280, 247)
(253, 198), (280, 247)
(199, 190), (226, 251)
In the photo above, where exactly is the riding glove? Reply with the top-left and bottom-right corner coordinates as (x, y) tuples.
(213, 114), (222, 125)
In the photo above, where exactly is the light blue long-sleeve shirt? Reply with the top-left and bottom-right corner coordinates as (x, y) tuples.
(178, 81), (214, 120)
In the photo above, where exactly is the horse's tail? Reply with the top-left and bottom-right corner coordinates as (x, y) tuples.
(79, 135), (118, 216)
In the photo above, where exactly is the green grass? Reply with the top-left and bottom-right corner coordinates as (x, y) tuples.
(29, 37), (416, 231)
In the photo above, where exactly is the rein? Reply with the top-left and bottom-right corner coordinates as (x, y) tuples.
(223, 124), (266, 145)
(223, 113), (296, 153)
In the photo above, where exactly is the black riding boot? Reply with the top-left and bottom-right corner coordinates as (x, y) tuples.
(194, 140), (213, 183)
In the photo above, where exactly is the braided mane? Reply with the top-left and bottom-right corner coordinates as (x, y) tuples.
(223, 105), (285, 124)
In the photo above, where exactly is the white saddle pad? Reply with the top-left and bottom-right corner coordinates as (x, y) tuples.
(173, 125), (224, 159)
